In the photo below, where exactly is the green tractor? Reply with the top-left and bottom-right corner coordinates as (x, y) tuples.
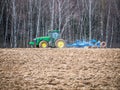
(29, 30), (66, 48)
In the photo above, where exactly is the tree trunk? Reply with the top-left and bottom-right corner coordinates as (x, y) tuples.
(12, 0), (17, 48)
(51, 0), (55, 30)
(100, 0), (104, 41)
(110, 20), (114, 48)
(106, 4), (111, 47)
(89, 0), (92, 40)
(4, 15), (8, 48)
(36, 0), (41, 37)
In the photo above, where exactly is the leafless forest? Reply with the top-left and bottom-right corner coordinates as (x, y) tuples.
(0, 0), (120, 48)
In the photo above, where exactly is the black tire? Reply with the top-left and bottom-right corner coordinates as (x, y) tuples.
(100, 41), (107, 48)
(55, 39), (66, 48)
(39, 41), (48, 48)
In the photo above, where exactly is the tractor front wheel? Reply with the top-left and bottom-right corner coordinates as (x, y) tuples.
(55, 39), (66, 48)
(39, 41), (48, 48)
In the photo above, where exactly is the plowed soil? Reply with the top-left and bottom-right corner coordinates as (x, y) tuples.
(0, 48), (120, 90)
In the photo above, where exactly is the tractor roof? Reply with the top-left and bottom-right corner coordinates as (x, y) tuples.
(48, 30), (60, 33)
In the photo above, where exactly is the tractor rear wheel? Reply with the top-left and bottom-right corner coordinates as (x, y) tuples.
(39, 41), (48, 48)
(55, 39), (66, 48)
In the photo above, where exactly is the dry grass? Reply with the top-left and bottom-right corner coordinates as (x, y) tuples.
(0, 48), (120, 90)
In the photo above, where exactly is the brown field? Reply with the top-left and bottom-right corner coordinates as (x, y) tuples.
(0, 48), (120, 90)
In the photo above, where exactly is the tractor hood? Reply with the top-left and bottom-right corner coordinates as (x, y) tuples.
(29, 41), (34, 46)
(34, 36), (50, 40)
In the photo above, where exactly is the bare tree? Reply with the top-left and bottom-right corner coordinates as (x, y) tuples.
(105, 3), (111, 47)
(89, 0), (92, 41)
(36, 0), (42, 37)
(12, 0), (17, 48)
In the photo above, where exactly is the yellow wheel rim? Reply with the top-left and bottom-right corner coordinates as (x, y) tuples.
(41, 42), (47, 48)
(57, 41), (64, 48)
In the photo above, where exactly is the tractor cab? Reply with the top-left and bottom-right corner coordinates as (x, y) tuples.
(48, 30), (61, 47)
(48, 30), (60, 40)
